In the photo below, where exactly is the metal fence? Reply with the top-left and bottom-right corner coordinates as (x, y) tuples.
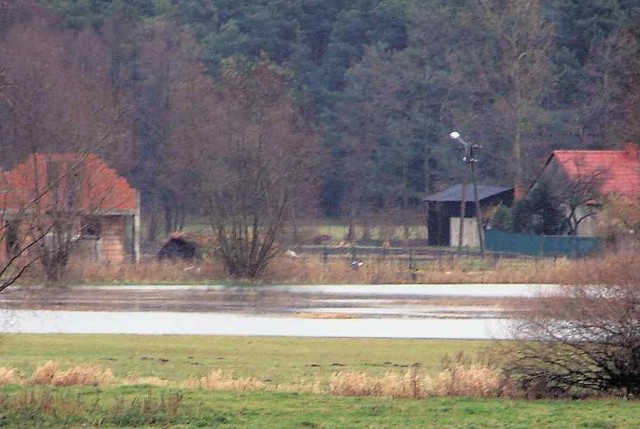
(484, 229), (600, 257)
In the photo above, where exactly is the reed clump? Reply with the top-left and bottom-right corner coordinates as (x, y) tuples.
(183, 369), (266, 391)
(2, 361), (508, 398)
(31, 361), (114, 386)
(329, 364), (506, 399)
(432, 364), (504, 397)
(0, 368), (18, 385)
(330, 370), (423, 398)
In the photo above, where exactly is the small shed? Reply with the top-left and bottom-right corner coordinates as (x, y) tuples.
(423, 184), (514, 246)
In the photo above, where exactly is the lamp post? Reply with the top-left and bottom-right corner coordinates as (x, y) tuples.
(450, 131), (485, 255)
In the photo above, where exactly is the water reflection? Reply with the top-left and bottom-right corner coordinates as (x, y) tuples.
(0, 309), (512, 339)
(80, 283), (559, 297)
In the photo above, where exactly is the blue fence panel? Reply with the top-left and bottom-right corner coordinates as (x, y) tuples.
(485, 230), (600, 257)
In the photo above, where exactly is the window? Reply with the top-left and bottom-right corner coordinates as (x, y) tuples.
(81, 217), (101, 238)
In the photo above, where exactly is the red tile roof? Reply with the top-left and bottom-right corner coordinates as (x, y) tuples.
(0, 153), (138, 213)
(549, 143), (640, 197)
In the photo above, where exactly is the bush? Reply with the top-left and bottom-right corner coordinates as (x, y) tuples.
(504, 252), (640, 398)
(490, 204), (513, 231)
(512, 181), (566, 235)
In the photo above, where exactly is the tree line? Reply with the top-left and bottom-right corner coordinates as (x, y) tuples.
(2, 0), (639, 244)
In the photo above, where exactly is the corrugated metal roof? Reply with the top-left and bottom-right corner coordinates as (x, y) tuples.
(423, 184), (513, 202)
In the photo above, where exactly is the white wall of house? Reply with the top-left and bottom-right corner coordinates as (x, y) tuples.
(575, 205), (599, 237)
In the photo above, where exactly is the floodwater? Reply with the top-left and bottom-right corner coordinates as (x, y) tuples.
(0, 283), (551, 339)
(77, 283), (559, 297)
(0, 309), (512, 339)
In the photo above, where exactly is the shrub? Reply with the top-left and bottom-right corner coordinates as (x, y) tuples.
(504, 252), (640, 398)
(490, 204), (513, 231)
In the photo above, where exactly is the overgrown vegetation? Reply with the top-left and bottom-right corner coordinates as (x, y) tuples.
(51, 253), (580, 285)
(504, 252), (640, 398)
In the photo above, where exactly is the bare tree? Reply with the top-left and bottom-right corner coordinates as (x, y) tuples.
(541, 156), (606, 236)
(206, 62), (319, 277)
(505, 256), (640, 397)
(162, 59), (320, 277)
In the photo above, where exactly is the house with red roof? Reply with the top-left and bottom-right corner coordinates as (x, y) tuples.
(537, 143), (640, 236)
(0, 153), (140, 265)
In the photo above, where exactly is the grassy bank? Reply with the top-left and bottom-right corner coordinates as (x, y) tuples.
(53, 250), (638, 286)
(57, 254), (578, 285)
(0, 386), (637, 428)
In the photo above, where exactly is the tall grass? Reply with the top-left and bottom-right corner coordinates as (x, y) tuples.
(330, 370), (423, 398)
(31, 361), (114, 386)
(0, 368), (17, 386)
(63, 259), (225, 284)
(183, 369), (266, 391)
(329, 365), (506, 399)
(40, 247), (630, 285)
(432, 364), (504, 397)
(0, 388), (185, 427)
(0, 360), (509, 399)
(262, 254), (578, 284)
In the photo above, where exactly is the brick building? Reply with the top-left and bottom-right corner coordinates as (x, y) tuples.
(0, 153), (140, 265)
(537, 143), (640, 236)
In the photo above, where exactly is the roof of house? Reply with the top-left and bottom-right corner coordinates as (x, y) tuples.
(423, 184), (513, 203)
(545, 143), (640, 197)
(0, 153), (138, 213)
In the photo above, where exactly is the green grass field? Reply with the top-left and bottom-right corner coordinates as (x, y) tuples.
(0, 335), (637, 428)
(0, 335), (489, 382)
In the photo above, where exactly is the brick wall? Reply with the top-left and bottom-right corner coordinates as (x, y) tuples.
(100, 216), (126, 265)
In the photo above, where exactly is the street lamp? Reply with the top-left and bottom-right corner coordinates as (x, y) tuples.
(450, 131), (485, 255)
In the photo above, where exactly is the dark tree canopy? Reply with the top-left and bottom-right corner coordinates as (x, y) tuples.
(8, 0), (638, 237)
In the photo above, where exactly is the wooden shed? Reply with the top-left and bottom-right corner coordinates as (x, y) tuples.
(423, 184), (514, 246)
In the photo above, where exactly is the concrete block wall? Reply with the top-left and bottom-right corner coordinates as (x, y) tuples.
(450, 217), (482, 248)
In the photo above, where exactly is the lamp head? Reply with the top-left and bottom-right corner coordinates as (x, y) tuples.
(449, 131), (460, 140)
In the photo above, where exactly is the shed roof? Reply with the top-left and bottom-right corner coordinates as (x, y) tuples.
(423, 184), (513, 203)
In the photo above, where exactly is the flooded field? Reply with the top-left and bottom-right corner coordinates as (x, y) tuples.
(0, 284), (552, 338)
(0, 309), (511, 339)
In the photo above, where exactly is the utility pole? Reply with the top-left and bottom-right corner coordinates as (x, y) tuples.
(450, 131), (485, 256)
